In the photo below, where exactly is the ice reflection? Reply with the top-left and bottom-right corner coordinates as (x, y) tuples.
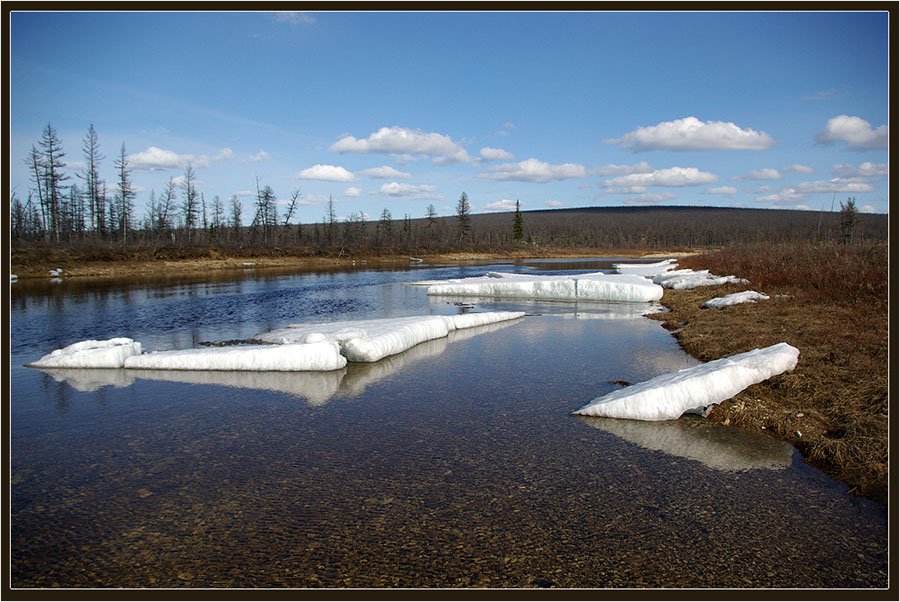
(429, 296), (660, 320)
(576, 414), (795, 472)
(35, 319), (520, 407)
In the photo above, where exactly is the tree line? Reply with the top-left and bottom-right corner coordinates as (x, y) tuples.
(11, 123), (885, 257)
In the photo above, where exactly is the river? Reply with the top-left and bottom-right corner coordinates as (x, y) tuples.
(9, 258), (888, 589)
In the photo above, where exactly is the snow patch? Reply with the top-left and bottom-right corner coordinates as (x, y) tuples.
(704, 291), (770, 309)
(613, 258), (678, 277)
(573, 343), (799, 421)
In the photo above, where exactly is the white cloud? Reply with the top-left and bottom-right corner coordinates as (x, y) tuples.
(479, 147), (514, 161)
(624, 192), (677, 205)
(331, 126), (472, 164)
(833, 162), (888, 177)
(496, 122), (516, 137)
(481, 158), (587, 182)
(546, 200), (564, 208)
(816, 115), (888, 150)
(296, 164), (355, 182)
(607, 116), (773, 151)
(484, 199), (519, 212)
(344, 186), (362, 197)
(756, 188), (806, 204)
(605, 166), (718, 188)
(378, 182), (438, 198)
(862, 204), (876, 213)
(128, 146), (212, 171)
(274, 12), (316, 25)
(247, 150), (271, 163)
(595, 162), (654, 176)
(739, 168), (782, 181)
(784, 163), (814, 174)
(795, 178), (874, 194)
(707, 186), (737, 195)
(214, 148), (234, 161)
(360, 165), (412, 179)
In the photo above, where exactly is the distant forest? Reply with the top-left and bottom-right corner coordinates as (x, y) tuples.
(11, 123), (887, 257)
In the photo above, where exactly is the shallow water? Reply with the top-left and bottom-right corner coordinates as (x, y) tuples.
(9, 260), (888, 589)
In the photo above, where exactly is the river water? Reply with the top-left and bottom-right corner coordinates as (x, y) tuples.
(9, 259), (888, 589)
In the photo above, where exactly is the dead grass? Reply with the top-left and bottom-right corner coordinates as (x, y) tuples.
(650, 241), (888, 503)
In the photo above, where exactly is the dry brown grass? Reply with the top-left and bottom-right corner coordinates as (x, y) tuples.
(650, 241), (888, 503)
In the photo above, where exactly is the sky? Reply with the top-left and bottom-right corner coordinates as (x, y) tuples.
(8, 9), (891, 226)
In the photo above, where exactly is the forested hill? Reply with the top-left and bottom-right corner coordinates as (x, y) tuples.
(461, 205), (887, 249)
(11, 202), (887, 258)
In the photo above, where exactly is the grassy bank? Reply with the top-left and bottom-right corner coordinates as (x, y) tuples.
(650, 241), (889, 504)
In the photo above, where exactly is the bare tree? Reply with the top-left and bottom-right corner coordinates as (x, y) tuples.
(181, 164), (198, 243)
(80, 124), (104, 235)
(114, 143), (135, 245)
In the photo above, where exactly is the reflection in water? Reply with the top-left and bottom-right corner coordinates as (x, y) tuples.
(36, 319), (520, 407)
(576, 414), (795, 472)
(428, 296), (660, 320)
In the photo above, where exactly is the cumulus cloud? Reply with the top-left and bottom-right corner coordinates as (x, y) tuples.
(546, 200), (564, 208)
(816, 115), (888, 150)
(833, 162), (888, 177)
(378, 182), (438, 198)
(595, 162), (654, 176)
(795, 178), (874, 194)
(296, 164), (355, 182)
(605, 166), (718, 188)
(606, 116), (773, 151)
(331, 126), (472, 164)
(862, 204), (877, 214)
(738, 168), (782, 181)
(344, 186), (362, 197)
(784, 163), (814, 174)
(484, 199), (519, 212)
(247, 150), (271, 163)
(756, 188), (806, 204)
(624, 192), (677, 205)
(481, 158), (587, 182)
(479, 147), (514, 161)
(128, 146), (226, 171)
(360, 165), (412, 179)
(707, 186), (737, 195)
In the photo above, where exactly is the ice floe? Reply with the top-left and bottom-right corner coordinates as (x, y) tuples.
(28, 312), (524, 372)
(612, 258), (678, 277)
(256, 311), (524, 362)
(573, 342), (799, 421)
(29, 338), (143, 369)
(704, 291), (770, 309)
(124, 341), (347, 372)
(35, 319), (522, 404)
(614, 259), (749, 290)
(415, 272), (663, 303)
(576, 414), (794, 471)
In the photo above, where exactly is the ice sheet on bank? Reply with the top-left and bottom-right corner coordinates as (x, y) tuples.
(576, 414), (794, 471)
(573, 342), (799, 421)
(415, 272), (663, 303)
(652, 269), (749, 290)
(704, 291), (770, 309)
(256, 311), (524, 362)
(28, 338), (143, 369)
(613, 258), (678, 277)
(123, 341), (347, 371)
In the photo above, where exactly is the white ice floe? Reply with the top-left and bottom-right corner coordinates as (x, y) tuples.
(652, 270), (749, 290)
(256, 311), (524, 362)
(613, 258), (678, 277)
(703, 291), (770, 309)
(573, 342), (799, 421)
(28, 338), (143, 369)
(416, 272), (663, 303)
(123, 341), (347, 372)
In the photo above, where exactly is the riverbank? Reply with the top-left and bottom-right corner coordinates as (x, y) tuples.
(648, 241), (888, 505)
(8, 244), (695, 279)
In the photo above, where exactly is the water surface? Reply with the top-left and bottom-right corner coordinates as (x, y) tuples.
(10, 261), (888, 589)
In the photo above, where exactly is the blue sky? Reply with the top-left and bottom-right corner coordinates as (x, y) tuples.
(9, 10), (890, 225)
